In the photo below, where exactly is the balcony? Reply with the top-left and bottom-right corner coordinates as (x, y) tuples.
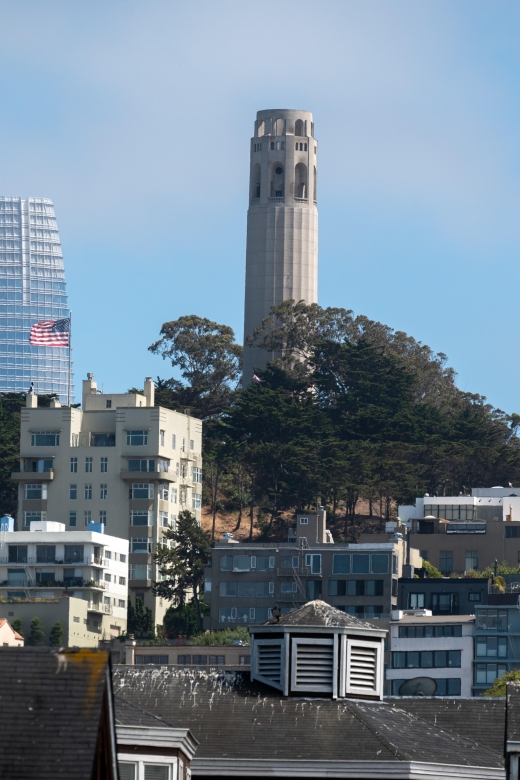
(120, 470), (176, 483)
(294, 197), (308, 203)
(277, 566), (321, 578)
(11, 470), (54, 482)
(269, 197), (284, 203)
(0, 556), (108, 567)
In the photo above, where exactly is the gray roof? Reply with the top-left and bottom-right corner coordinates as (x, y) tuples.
(386, 697), (506, 756)
(0, 647), (115, 779)
(263, 599), (378, 629)
(114, 695), (174, 728)
(113, 667), (503, 770)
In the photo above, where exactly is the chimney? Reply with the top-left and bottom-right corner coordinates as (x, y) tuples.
(144, 377), (155, 407)
(125, 636), (137, 665)
(50, 398), (61, 408)
(26, 387), (38, 408)
(82, 373), (97, 408)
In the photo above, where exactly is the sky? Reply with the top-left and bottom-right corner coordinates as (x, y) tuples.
(1, 1), (520, 411)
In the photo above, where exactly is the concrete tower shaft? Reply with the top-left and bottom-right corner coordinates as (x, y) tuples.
(243, 109), (318, 381)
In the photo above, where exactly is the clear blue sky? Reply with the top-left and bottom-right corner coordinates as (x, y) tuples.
(1, 1), (520, 411)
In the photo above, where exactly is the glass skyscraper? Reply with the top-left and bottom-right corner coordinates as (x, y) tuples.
(0, 197), (73, 402)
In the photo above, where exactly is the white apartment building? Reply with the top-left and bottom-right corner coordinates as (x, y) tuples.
(387, 610), (475, 697)
(397, 485), (520, 526)
(0, 520), (128, 643)
(11, 374), (203, 627)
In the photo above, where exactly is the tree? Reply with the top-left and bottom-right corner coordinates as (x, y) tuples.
(11, 618), (23, 637)
(149, 315), (242, 419)
(154, 510), (211, 630)
(484, 670), (520, 696)
(26, 617), (45, 646)
(127, 597), (155, 638)
(190, 627), (250, 646)
(163, 601), (209, 639)
(49, 620), (64, 646)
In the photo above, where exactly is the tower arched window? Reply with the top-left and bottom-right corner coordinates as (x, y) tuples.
(257, 120), (265, 137)
(273, 118), (285, 136)
(295, 163), (308, 200)
(270, 165), (284, 198)
(295, 119), (304, 137)
(252, 164), (261, 201)
(313, 165), (317, 202)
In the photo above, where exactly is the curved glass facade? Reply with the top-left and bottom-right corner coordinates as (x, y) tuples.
(0, 197), (73, 402)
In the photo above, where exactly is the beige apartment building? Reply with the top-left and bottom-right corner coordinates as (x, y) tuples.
(11, 373), (203, 627)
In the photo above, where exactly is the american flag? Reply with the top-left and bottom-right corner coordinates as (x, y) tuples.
(29, 318), (70, 347)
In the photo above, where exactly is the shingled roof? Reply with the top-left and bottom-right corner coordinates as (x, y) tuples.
(0, 647), (117, 780)
(113, 667), (504, 778)
(265, 599), (378, 628)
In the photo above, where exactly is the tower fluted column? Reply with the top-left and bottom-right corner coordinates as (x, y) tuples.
(242, 109), (318, 383)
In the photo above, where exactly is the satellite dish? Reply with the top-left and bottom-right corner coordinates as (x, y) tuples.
(398, 677), (437, 696)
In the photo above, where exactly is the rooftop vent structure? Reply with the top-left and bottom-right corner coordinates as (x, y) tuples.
(249, 600), (386, 700)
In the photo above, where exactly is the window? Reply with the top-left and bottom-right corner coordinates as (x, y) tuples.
(99, 484), (107, 499)
(439, 551), (453, 574)
(100, 457), (108, 472)
(366, 579), (384, 596)
(106, 399), (112, 408)
(126, 430), (148, 445)
(171, 487), (177, 504)
(371, 554), (389, 574)
(84, 510), (92, 526)
(237, 582), (256, 598)
(507, 526), (520, 538)
(465, 551), (478, 571)
(409, 593), (425, 609)
(24, 483), (47, 500)
(129, 564), (152, 580)
(192, 493), (202, 510)
(281, 555), (298, 569)
(193, 467), (202, 483)
(220, 556), (233, 571)
(104, 573), (112, 582)
(8, 545), (28, 563)
(27, 459), (53, 473)
(233, 555), (252, 572)
(22, 511), (45, 527)
(130, 509), (153, 525)
(190, 439), (194, 450)
(119, 599), (126, 608)
(220, 581), (237, 597)
(31, 431), (60, 446)
(99, 511), (106, 525)
(257, 556), (275, 571)
(71, 433), (79, 447)
(132, 538), (152, 553)
(158, 485), (169, 501)
(85, 457), (93, 472)
(392, 650), (460, 669)
(84, 484), (92, 499)
(399, 624), (462, 638)
(393, 555), (398, 575)
(210, 655), (225, 665)
(391, 678), (461, 696)
(105, 551), (112, 559)
(120, 554), (126, 563)
(70, 457), (77, 473)
(171, 434), (176, 449)
(69, 511), (77, 526)
(431, 593), (459, 615)
(160, 430), (165, 446)
(420, 549), (429, 561)
(219, 607), (237, 623)
(256, 581), (274, 596)
(300, 517), (308, 525)
(424, 504), (476, 521)
(193, 655), (207, 665)
(305, 554), (321, 574)
(70, 484), (77, 499)
(306, 580), (322, 599)
(170, 514), (177, 530)
(280, 581), (297, 595)
(36, 545), (56, 563)
(104, 596), (111, 605)
(476, 636), (507, 658)
(128, 459), (156, 472)
(64, 544), (84, 563)
(159, 511), (169, 527)
(475, 663), (507, 685)
(347, 580), (365, 596)
(239, 655), (251, 665)
(352, 554), (370, 574)
(469, 592), (481, 602)
(177, 655), (191, 665)
(90, 433), (116, 447)
(332, 554), (350, 574)
(119, 576), (126, 585)
(477, 609), (508, 631)
(129, 483), (154, 500)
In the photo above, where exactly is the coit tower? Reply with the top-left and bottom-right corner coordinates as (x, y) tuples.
(242, 109), (318, 382)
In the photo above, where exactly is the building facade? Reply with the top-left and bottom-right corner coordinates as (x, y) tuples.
(0, 196), (72, 401)
(473, 595), (520, 696)
(0, 519), (128, 643)
(11, 374), (203, 627)
(387, 611), (475, 697)
(398, 576), (489, 615)
(204, 510), (419, 630)
(242, 109), (318, 381)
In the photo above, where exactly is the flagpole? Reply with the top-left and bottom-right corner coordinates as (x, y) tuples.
(68, 311), (72, 407)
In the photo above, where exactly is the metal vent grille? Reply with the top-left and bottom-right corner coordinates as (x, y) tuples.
(348, 644), (377, 692)
(294, 641), (334, 690)
(257, 643), (282, 685)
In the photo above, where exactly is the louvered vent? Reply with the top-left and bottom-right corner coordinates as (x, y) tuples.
(257, 643), (283, 686)
(348, 643), (378, 694)
(293, 640), (334, 692)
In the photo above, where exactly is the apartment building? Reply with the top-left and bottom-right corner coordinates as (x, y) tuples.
(398, 576), (489, 615)
(473, 584), (520, 696)
(11, 374), (203, 626)
(387, 611), (475, 697)
(0, 519), (128, 643)
(398, 485), (520, 525)
(204, 509), (421, 629)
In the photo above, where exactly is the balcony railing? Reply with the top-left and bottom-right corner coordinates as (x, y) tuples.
(277, 566), (320, 578)
(269, 197), (285, 203)
(0, 556), (109, 567)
